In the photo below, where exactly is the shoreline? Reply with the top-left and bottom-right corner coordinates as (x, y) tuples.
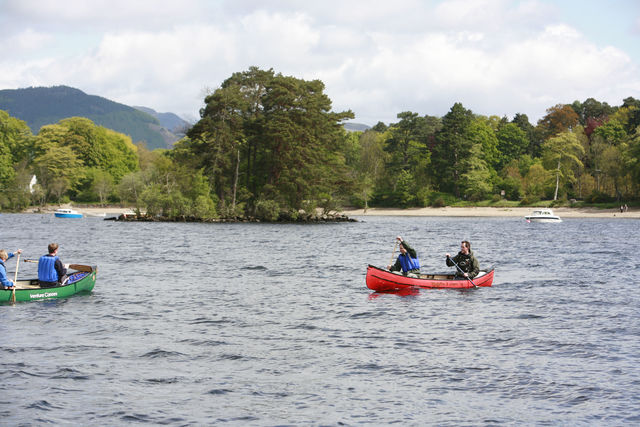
(341, 206), (639, 218)
(23, 205), (136, 218)
(21, 205), (639, 219)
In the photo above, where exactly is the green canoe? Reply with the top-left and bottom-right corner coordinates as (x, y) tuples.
(0, 265), (97, 303)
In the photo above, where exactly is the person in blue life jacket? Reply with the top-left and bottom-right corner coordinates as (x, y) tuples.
(386, 236), (421, 276)
(38, 243), (69, 288)
(0, 248), (23, 289)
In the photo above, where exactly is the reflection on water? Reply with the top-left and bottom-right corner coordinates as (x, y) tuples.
(1, 214), (639, 424)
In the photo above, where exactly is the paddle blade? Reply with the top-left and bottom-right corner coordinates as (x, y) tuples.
(69, 264), (93, 272)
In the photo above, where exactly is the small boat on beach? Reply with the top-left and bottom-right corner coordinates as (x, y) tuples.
(524, 208), (562, 223)
(54, 208), (83, 218)
(365, 264), (494, 292)
(0, 265), (97, 303)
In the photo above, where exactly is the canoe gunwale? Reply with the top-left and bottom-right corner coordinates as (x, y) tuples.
(366, 264), (494, 291)
(1, 265), (97, 303)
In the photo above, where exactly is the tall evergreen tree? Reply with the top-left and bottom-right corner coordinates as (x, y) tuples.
(431, 103), (474, 196)
(182, 68), (354, 218)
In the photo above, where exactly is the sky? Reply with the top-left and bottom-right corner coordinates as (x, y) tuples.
(1, 0), (639, 126)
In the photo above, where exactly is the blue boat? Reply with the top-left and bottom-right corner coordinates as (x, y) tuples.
(54, 208), (83, 218)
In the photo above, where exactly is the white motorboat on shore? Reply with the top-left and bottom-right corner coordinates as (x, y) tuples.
(54, 208), (83, 218)
(525, 208), (562, 223)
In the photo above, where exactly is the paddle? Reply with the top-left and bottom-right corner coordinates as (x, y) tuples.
(11, 252), (20, 303)
(447, 255), (478, 288)
(388, 240), (398, 270)
(24, 259), (93, 272)
(69, 264), (93, 272)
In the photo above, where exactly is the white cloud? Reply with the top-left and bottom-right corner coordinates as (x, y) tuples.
(2, 28), (52, 54)
(1, 0), (639, 125)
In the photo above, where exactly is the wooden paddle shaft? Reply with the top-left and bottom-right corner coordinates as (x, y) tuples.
(388, 240), (398, 268)
(14, 253), (20, 281)
(23, 259), (92, 272)
(447, 256), (477, 287)
(11, 253), (20, 303)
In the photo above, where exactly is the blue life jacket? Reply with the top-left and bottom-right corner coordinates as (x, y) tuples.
(398, 253), (420, 272)
(38, 255), (59, 282)
(0, 259), (10, 287)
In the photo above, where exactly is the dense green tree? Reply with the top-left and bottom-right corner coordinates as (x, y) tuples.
(56, 117), (139, 181)
(459, 143), (493, 201)
(628, 130), (640, 188)
(571, 98), (616, 125)
(117, 171), (147, 210)
(353, 130), (387, 209)
(431, 103), (474, 196)
(600, 144), (628, 200)
(385, 112), (421, 167)
(32, 145), (83, 203)
(589, 119), (628, 194)
(522, 161), (552, 201)
(469, 117), (500, 168)
(377, 112), (433, 205)
(0, 142), (13, 185)
(371, 121), (388, 132)
(593, 119), (627, 145)
(0, 111), (35, 210)
(31, 118), (138, 200)
(541, 131), (585, 200)
(88, 168), (114, 206)
(538, 104), (580, 139)
(0, 110), (34, 165)
(499, 159), (524, 200)
(5, 76), (640, 211)
(621, 97), (640, 133)
(183, 67), (354, 218)
(496, 122), (528, 170)
(137, 154), (218, 219)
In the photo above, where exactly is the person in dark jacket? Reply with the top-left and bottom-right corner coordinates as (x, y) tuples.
(446, 240), (479, 279)
(387, 236), (421, 276)
(0, 249), (22, 289)
(38, 243), (68, 288)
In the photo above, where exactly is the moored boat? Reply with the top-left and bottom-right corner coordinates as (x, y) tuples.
(524, 208), (561, 223)
(366, 264), (494, 292)
(54, 208), (83, 218)
(0, 265), (97, 303)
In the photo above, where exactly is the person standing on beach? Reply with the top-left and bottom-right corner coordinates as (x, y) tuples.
(446, 240), (479, 279)
(38, 243), (68, 288)
(0, 249), (22, 289)
(387, 236), (421, 276)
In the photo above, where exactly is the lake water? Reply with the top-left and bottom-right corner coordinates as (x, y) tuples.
(1, 213), (639, 425)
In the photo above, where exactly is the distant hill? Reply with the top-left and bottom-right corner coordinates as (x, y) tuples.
(133, 106), (191, 135)
(0, 86), (186, 150)
(344, 122), (371, 132)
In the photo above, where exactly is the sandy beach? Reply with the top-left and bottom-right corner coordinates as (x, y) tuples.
(23, 204), (638, 219)
(24, 205), (136, 218)
(341, 206), (639, 218)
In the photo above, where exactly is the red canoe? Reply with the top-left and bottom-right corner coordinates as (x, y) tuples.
(365, 264), (494, 292)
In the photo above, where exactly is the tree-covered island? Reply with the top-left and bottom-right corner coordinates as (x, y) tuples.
(1, 67), (640, 221)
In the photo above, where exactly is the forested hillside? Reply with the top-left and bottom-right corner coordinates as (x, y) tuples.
(133, 106), (191, 135)
(1, 67), (639, 220)
(0, 86), (182, 150)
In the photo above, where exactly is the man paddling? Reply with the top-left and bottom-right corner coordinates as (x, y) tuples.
(387, 236), (421, 277)
(38, 243), (69, 288)
(0, 249), (22, 289)
(446, 240), (479, 279)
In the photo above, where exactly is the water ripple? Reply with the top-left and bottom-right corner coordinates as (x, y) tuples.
(2, 215), (639, 425)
